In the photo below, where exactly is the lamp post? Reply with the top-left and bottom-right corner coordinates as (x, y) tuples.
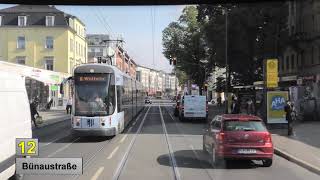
(223, 8), (229, 114)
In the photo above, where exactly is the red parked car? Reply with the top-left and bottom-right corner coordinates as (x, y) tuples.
(203, 114), (273, 167)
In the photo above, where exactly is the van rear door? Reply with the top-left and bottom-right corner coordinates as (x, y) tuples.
(184, 95), (206, 118)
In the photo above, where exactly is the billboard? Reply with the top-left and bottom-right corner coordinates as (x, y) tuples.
(265, 59), (278, 88)
(267, 91), (289, 123)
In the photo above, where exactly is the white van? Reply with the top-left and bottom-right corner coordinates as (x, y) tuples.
(0, 71), (32, 180)
(179, 95), (208, 121)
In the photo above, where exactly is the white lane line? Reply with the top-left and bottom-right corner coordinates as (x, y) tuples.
(165, 106), (214, 180)
(120, 134), (128, 143)
(48, 137), (80, 157)
(159, 105), (181, 180)
(112, 106), (151, 180)
(91, 167), (104, 180)
(107, 146), (119, 159)
(41, 134), (67, 147)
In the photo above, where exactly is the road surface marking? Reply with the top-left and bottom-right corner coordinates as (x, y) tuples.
(165, 106), (213, 180)
(128, 127), (133, 133)
(48, 137), (80, 157)
(112, 106), (151, 180)
(107, 146), (119, 159)
(41, 134), (68, 147)
(159, 105), (181, 180)
(91, 167), (104, 180)
(132, 121), (136, 125)
(120, 134), (128, 143)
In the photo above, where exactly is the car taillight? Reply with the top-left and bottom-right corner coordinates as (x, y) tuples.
(216, 132), (225, 144)
(264, 133), (272, 144)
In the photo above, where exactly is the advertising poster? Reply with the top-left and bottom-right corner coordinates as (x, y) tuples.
(267, 91), (289, 123)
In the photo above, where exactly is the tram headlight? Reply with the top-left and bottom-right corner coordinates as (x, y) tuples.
(75, 117), (81, 126)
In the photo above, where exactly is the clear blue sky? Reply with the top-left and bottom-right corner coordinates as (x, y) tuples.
(0, 4), (185, 73)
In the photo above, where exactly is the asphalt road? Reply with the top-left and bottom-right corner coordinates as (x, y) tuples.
(19, 100), (319, 180)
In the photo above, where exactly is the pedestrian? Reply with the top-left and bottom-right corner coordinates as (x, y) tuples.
(45, 98), (53, 110)
(284, 100), (293, 136)
(30, 98), (40, 128)
(246, 98), (255, 115)
(217, 96), (222, 107)
(231, 97), (240, 114)
(66, 97), (72, 114)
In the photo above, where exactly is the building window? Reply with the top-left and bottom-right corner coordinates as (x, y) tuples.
(311, 46), (314, 64)
(18, 16), (27, 26)
(16, 56), (26, 65)
(100, 48), (103, 53)
(46, 16), (54, 26)
(286, 56), (289, 70)
(75, 42), (78, 55)
(91, 48), (95, 53)
(44, 57), (54, 71)
(291, 54), (295, 69)
(17, 36), (25, 49)
(45, 36), (54, 49)
(70, 38), (74, 52)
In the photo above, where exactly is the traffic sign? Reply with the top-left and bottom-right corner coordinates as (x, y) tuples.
(265, 59), (278, 88)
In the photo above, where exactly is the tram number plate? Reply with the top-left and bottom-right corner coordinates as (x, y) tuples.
(86, 119), (94, 127)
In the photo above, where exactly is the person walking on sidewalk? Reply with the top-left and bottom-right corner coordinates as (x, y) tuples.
(284, 100), (293, 136)
(66, 97), (72, 114)
(30, 98), (40, 128)
(246, 98), (255, 115)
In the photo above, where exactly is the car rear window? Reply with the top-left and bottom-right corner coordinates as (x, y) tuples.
(223, 120), (266, 132)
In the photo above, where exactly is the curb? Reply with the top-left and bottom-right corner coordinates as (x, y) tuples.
(32, 117), (70, 130)
(274, 147), (320, 175)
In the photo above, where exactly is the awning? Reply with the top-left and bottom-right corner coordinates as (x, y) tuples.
(0, 61), (69, 85)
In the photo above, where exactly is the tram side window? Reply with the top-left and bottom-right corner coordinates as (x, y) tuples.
(117, 85), (123, 112)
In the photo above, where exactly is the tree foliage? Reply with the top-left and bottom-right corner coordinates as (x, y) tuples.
(163, 3), (288, 90)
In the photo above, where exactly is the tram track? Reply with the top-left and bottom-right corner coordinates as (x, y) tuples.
(112, 106), (151, 180)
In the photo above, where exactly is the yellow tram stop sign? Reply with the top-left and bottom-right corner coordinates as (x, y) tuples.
(266, 59), (279, 88)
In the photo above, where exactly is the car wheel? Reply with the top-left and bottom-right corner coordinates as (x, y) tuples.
(262, 159), (273, 167)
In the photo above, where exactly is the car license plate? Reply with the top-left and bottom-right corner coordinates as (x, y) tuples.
(237, 149), (256, 154)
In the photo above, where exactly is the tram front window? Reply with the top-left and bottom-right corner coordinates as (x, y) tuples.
(74, 74), (115, 116)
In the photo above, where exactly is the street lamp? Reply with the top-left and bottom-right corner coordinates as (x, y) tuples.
(222, 8), (229, 114)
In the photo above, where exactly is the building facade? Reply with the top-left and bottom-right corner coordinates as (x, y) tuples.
(281, 0), (320, 118)
(136, 65), (178, 96)
(87, 34), (110, 63)
(0, 5), (87, 74)
(0, 5), (87, 108)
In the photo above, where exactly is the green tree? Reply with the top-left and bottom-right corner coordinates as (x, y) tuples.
(163, 6), (214, 94)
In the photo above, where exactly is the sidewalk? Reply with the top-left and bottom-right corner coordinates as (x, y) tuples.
(32, 109), (71, 129)
(270, 121), (320, 175)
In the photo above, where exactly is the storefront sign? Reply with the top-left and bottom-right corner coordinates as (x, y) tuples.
(267, 91), (288, 124)
(265, 59), (278, 88)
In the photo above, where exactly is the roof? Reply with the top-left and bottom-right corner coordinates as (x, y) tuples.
(0, 5), (84, 27)
(0, 5), (63, 13)
(220, 114), (262, 121)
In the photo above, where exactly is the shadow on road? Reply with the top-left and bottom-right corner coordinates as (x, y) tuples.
(157, 150), (261, 169)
